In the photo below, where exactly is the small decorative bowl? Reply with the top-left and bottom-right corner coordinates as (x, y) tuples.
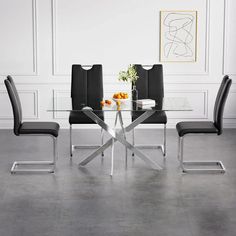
(112, 98), (129, 103)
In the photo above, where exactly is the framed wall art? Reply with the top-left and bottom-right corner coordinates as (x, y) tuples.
(160, 10), (197, 62)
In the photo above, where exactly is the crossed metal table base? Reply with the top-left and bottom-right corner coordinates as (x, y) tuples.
(79, 107), (163, 175)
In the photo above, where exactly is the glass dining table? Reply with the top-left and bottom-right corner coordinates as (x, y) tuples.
(50, 97), (192, 175)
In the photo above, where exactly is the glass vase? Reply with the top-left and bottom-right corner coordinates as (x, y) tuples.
(132, 85), (138, 101)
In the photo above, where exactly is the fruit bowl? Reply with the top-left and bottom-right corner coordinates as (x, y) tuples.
(112, 92), (129, 103)
(112, 98), (129, 103)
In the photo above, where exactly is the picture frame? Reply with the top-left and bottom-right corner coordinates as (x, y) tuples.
(160, 10), (197, 62)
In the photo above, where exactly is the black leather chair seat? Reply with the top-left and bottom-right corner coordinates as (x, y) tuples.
(176, 121), (218, 137)
(69, 111), (104, 124)
(19, 122), (60, 137)
(132, 111), (167, 124)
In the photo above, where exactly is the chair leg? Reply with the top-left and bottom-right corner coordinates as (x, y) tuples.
(52, 137), (58, 171)
(69, 124), (102, 157)
(177, 136), (181, 161)
(163, 124), (166, 157)
(70, 124), (73, 158)
(132, 129), (135, 157)
(132, 125), (166, 157)
(11, 136), (57, 174)
(178, 136), (226, 173)
(179, 136), (184, 171)
(101, 128), (104, 157)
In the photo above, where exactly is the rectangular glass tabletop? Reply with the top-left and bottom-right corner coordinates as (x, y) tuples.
(50, 97), (192, 112)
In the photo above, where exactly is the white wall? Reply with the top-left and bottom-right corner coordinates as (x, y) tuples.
(0, 0), (235, 128)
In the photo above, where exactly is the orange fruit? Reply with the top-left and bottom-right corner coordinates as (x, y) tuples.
(105, 100), (112, 105)
(113, 92), (128, 100)
(100, 100), (105, 106)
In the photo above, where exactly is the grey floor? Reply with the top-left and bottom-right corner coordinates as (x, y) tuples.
(0, 128), (236, 236)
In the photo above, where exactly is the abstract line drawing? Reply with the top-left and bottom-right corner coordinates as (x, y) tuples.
(160, 11), (197, 62)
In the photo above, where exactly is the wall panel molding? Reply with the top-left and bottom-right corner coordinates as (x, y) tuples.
(23, 90), (39, 119)
(0, 0), (38, 76)
(51, 0), (210, 77)
(0, 89), (39, 119)
(223, 0), (230, 75)
(52, 0), (57, 76)
(165, 90), (208, 119)
(223, 0), (236, 76)
(53, 90), (70, 119)
(224, 90), (236, 119)
(32, 0), (38, 75)
(165, 0), (210, 76)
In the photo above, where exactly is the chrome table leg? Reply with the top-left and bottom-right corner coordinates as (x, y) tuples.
(110, 138), (115, 176)
(110, 112), (118, 175)
(79, 108), (162, 170)
(118, 111), (128, 165)
(101, 128), (104, 157)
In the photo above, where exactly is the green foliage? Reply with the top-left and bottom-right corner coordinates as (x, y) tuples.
(118, 64), (139, 85)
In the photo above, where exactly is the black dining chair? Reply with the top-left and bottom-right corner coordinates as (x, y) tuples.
(69, 64), (104, 157)
(131, 64), (167, 156)
(176, 75), (232, 173)
(4, 76), (60, 173)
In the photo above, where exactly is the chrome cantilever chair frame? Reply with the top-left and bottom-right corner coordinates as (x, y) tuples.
(69, 125), (104, 157)
(177, 134), (226, 173)
(11, 134), (58, 174)
(132, 124), (166, 157)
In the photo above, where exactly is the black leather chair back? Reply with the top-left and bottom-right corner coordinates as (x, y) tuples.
(7, 75), (23, 119)
(214, 77), (232, 135)
(71, 65), (103, 110)
(4, 76), (22, 135)
(213, 75), (229, 122)
(134, 65), (164, 103)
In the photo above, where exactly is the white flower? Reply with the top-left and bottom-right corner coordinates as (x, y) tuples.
(118, 65), (139, 85)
